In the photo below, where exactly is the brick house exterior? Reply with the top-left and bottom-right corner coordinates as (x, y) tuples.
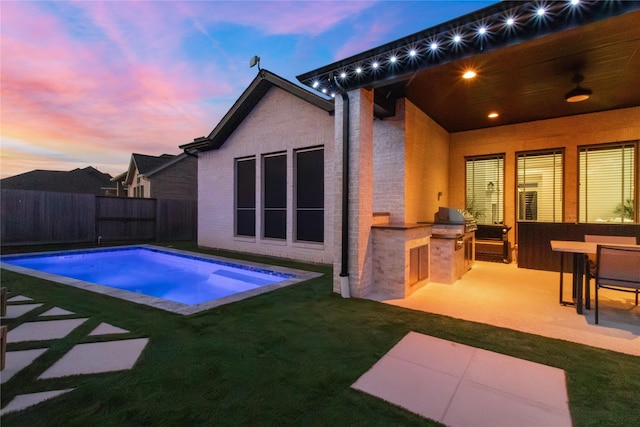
(181, 70), (335, 264)
(184, 3), (640, 300)
(118, 153), (197, 201)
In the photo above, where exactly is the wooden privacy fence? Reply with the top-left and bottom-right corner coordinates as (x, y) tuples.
(1, 189), (196, 246)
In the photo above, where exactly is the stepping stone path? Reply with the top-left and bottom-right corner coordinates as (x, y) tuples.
(1, 293), (149, 416)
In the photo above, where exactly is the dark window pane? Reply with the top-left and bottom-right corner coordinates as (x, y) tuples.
(297, 149), (324, 208)
(236, 159), (256, 208)
(264, 210), (286, 239)
(236, 209), (255, 237)
(264, 155), (286, 208)
(296, 210), (323, 242)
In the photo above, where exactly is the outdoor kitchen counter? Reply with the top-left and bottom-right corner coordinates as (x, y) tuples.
(430, 231), (475, 284)
(370, 222), (433, 299)
(371, 223), (433, 230)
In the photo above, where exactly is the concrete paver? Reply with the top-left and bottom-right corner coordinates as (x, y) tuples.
(39, 338), (149, 379)
(0, 389), (74, 416)
(2, 304), (43, 319)
(88, 322), (129, 336)
(1, 348), (48, 384)
(40, 307), (75, 317)
(352, 332), (571, 427)
(7, 295), (33, 302)
(7, 318), (88, 343)
(2, 296), (148, 416)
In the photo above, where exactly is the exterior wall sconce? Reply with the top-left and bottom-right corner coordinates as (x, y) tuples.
(487, 182), (495, 191)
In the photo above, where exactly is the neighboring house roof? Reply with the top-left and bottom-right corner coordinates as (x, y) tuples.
(180, 69), (334, 153)
(0, 166), (114, 195)
(123, 153), (192, 185)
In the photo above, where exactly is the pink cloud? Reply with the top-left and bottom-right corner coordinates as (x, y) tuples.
(0, 1), (380, 179)
(1, 1), (238, 178)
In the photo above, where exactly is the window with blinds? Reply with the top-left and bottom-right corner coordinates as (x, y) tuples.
(295, 147), (324, 243)
(263, 153), (287, 239)
(235, 157), (256, 237)
(465, 155), (504, 225)
(517, 150), (563, 222)
(579, 142), (637, 223)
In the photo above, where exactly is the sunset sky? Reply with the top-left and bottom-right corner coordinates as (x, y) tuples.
(1, 0), (494, 179)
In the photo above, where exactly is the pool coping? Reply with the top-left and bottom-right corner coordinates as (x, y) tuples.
(0, 244), (324, 315)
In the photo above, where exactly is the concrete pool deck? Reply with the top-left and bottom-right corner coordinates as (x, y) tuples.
(0, 245), (323, 315)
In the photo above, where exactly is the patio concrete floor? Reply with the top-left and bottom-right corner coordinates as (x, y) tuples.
(382, 261), (640, 357)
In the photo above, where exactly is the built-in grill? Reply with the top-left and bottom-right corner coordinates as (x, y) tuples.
(431, 207), (476, 277)
(432, 207), (478, 236)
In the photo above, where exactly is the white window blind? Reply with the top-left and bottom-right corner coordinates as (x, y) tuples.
(517, 150), (563, 222)
(465, 155), (504, 225)
(579, 143), (636, 223)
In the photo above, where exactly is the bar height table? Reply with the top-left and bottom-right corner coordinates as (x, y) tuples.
(550, 241), (599, 314)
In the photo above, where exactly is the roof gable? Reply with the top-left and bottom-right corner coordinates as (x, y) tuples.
(124, 153), (191, 185)
(180, 69), (334, 152)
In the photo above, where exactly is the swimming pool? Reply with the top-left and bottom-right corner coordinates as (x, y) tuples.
(0, 245), (321, 315)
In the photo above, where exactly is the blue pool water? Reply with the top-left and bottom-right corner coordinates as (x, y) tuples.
(2, 247), (295, 305)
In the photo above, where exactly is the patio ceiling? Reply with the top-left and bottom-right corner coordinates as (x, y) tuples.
(297, 2), (640, 133)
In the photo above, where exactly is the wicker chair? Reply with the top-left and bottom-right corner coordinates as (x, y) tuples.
(594, 245), (640, 324)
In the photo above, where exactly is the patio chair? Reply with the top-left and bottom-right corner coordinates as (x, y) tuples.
(584, 235), (637, 309)
(594, 245), (640, 324)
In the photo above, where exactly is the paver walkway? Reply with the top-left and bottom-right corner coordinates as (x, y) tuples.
(352, 332), (572, 427)
(1, 293), (148, 416)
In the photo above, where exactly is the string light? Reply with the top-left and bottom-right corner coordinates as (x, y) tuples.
(301, 1), (631, 94)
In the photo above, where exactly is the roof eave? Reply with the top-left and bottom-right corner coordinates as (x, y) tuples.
(296, 0), (640, 95)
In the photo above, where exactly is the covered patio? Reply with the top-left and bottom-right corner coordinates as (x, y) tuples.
(382, 260), (640, 356)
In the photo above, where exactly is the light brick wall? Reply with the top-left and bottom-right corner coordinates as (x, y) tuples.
(332, 89), (375, 297)
(197, 87), (335, 264)
(405, 99), (450, 223)
(371, 226), (431, 299)
(449, 106), (640, 236)
(373, 104), (406, 222)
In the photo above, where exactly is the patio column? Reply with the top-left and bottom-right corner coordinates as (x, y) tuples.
(333, 88), (375, 297)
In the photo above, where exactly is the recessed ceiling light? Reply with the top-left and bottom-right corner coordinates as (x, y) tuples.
(355, 67), (362, 74)
(372, 62), (379, 69)
(340, 72), (347, 79)
(453, 34), (462, 43)
(488, 112), (499, 118)
(430, 42), (438, 50)
(409, 49), (417, 57)
(312, 81), (319, 88)
(389, 56), (397, 63)
(463, 70), (477, 79)
(478, 26), (487, 35)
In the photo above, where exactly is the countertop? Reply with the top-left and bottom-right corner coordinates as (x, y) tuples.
(371, 223), (434, 230)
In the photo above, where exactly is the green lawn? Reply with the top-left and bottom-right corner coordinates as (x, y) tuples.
(2, 242), (639, 426)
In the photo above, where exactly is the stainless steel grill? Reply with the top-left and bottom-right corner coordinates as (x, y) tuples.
(433, 207), (477, 235)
